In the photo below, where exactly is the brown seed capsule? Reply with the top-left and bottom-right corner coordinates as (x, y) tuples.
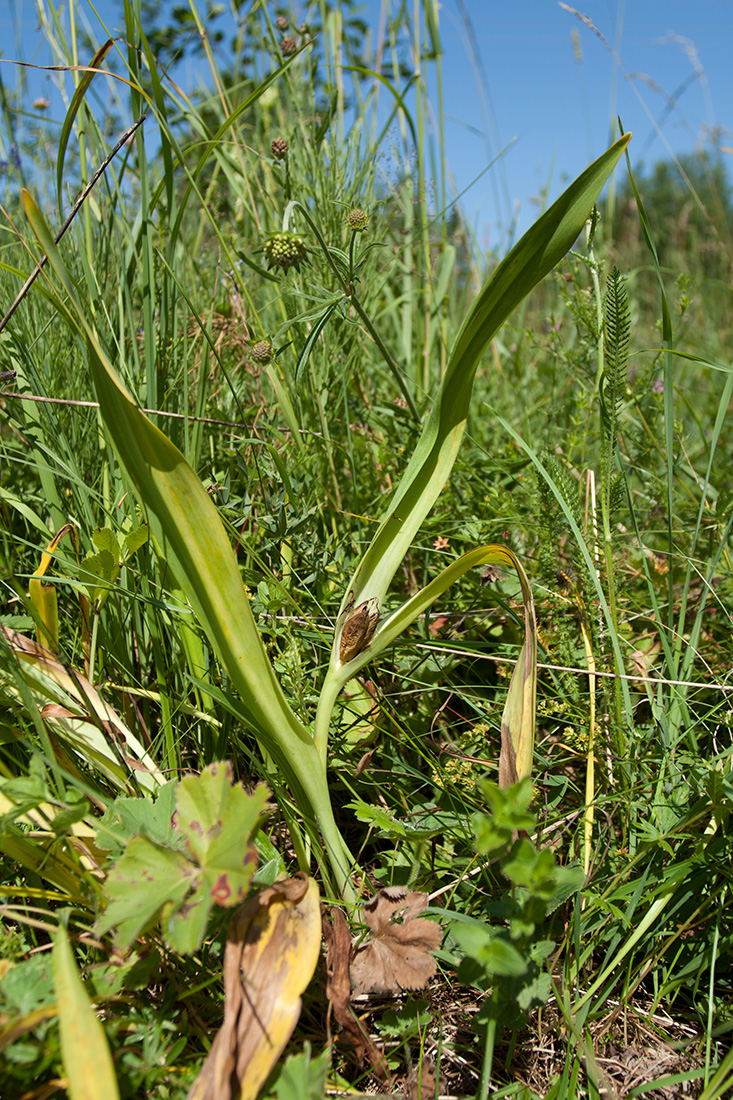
(280, 36), (297, 56)
(251, 339), (274, 364)
(339, 596), (380, 664)
(271, 137), (289, 160)
(276, 16), (288, 30)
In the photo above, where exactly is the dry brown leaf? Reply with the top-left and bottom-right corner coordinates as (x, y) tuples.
(404, 1060), (445, 1100)
(349, 889), (442, 996)
(187, 873), (321, 1100)
(324, 908), (392, 1083)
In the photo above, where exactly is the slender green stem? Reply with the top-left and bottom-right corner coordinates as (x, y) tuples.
(478, 1011), (497, 1100)
(284, 200), (421, 421)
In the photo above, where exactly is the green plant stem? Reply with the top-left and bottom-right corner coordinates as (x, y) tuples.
(478, 1011), (497, 1100)
(284, 200), (421, 421)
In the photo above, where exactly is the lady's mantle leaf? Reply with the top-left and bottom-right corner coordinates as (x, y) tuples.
(349, 889), (442, 995)
(97, 762), (267, 953)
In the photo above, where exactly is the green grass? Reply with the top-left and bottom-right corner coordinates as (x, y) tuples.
(1, 2), (732, 1098)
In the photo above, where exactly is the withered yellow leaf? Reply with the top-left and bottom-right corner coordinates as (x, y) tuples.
(188, 873), (321, 1100)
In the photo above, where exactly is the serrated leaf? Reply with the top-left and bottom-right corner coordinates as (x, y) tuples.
(91, 527), (119, 555)
(79, 548), (119, 602)
(96, 782), (178, 854)
(346, 800), (407, 837)
(516, 968), (552, 1011)
(546, 864), (586, 915)
(122, 525), (149, 556)
(97, 764), (266, 952)
(96, 835), (195, 948)
(273, 1043), (330, 1100)
(175, 762), (266, 881)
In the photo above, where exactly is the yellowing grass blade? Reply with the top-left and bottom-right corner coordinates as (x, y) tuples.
(28, 524), (77, 652)
(52, 927), (120, 1100)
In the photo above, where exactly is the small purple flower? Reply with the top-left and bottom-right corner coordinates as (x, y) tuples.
(10, 145), (21, 170)
(652, 379), (664, 394)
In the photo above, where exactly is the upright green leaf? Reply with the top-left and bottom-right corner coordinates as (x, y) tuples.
(341, 135), (631, 620)
(21, 190), (354, 900)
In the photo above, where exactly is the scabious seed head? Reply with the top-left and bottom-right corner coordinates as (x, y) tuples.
(276, 15), (288, 30)
(280, 36), (297, 55)
(262, 232), (308, 272)
(251, 339), (274, 364)
(347, 207), (369, 231)
(271, 137), (289, 160)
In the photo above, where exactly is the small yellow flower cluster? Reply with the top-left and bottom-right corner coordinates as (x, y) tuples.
(430, 755), (477, 791)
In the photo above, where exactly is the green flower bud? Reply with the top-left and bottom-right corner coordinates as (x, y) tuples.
(251, 339), (274, 364)
(262, 232), (308, 272)
(347, 207), (369, 231)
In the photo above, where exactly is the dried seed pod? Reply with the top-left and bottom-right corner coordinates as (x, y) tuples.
(339, 596), (379, 664)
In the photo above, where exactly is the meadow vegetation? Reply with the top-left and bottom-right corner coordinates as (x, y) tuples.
(1, 2), (732, 1097)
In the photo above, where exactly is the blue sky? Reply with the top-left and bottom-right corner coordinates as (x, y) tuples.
(2, 1), (730, 246)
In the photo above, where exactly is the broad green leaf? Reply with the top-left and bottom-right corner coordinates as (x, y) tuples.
(453, 923), (528, 978)
(175, 762), (266, 875)
(96, 782), (178, 855)
(21, 190), (354, 899)
(96, 835), (194, 948)
(338, 134), (631, 620)
(52, 927), (120, 1100)
(272, 1044), (330, 1100)
(322, 137), (632, 781)
(79, 548), (118, 604)
(122, 524), (149, 556)
(91, 527), (119, 554)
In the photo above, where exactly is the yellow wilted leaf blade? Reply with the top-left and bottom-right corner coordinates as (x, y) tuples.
(188, 874), (321, 1100)
(52, 928), (120, 1100)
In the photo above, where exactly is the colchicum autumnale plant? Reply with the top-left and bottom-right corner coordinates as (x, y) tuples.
(20, 132), (630, 901)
